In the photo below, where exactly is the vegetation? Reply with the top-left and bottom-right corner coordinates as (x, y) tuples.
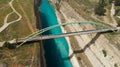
(115, 17), (120, 26)
(115, 0), (120, 6)
(94, 5), (106, 16)
(115, 6), (120, 16)
(102, 49), (107, 57)
(0, 6), (12, 27)
(56, 0), (120, 66)
(0, 0), (10, 8)
(114, 63), (118, 67)
(0, 0), (39, 66)
(109, 0), (114, 3)
(55, 3), (60, 11)
(77, 56), (81, 60)
(94, 0), (106, 16)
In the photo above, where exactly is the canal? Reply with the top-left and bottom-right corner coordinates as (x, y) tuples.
(39, 0), (72, 67)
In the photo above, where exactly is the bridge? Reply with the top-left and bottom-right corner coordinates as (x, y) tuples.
(0, 27), (119, 47)
(0, 21), (120, 48)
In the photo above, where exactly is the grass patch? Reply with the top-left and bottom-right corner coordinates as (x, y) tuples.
(0, 0), (10, 4)
(7, 13), (19, 23)
(0, 0), (39, 66)
(0, 0), (10, 8)
(115, 17), (120, 26)
(0, 6), (12, 27)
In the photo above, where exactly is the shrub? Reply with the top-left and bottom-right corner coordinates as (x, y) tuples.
(102, 50), (107, 57)
(115, 0), (120, 6)
(94, 0), (106, 16)
(94, 5), (106, 16)
(114, 63), (118, 67)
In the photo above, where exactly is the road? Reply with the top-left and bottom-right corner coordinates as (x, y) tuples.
(0, 0), (22, 32)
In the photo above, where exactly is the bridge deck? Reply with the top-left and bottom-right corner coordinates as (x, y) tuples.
(7, 27), (120, 45)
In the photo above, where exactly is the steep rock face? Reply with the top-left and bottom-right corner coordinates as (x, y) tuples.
(50, 0), (120, 67)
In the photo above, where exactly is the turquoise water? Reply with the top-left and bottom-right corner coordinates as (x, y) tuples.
(39, 0), (72, 67)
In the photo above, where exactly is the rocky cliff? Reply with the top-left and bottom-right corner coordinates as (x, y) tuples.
(50, 0), (120, 67)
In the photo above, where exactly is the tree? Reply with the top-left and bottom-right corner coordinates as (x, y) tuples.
(94, 0), (106, 16)
(109, 0), (114, 3)
(94, 5), (106, 16)
(115, 7), (120, 16)
(115, 0), (120, 6)
(99, 0), (107, 7)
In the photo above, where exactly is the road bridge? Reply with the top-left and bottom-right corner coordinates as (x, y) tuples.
(0, 21), (120, 48)
(0, 27), (118, 47)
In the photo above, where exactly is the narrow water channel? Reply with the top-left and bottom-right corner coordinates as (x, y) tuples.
(39, 0), (72, 67)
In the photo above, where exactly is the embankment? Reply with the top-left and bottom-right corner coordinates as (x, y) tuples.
(53, 1), (120, 67)
(34, 0), (46, 67)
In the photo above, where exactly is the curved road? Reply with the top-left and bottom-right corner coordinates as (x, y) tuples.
(0, 0), (22, 32)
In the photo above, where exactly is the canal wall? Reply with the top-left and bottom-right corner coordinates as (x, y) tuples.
(34, 0), (46, 67)
(55, 10), (80, 67)
(39, 0), (72, 67)
(53, 1), (120, 67)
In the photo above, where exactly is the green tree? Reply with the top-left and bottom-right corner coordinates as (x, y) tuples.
(95, 5), (106, 16)
(102, 50), (107, 57)
(99, 0), (107, 7)
(115, 0), (120, 6)
(94, 0), (106, 16)
(115, 7), (120, 16)
(109, 0), (114, 3)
